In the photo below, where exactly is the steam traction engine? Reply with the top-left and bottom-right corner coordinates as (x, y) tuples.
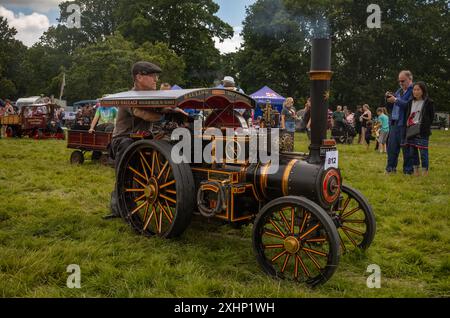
(100, 39), (376, 286)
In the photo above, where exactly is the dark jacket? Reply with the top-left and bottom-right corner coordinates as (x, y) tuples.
(405, 98), (435, 138)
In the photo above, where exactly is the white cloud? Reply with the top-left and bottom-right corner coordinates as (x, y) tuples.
(215, 26), (243, 54)
(0, 0), (64, 13)
(0, 5), (51, 47)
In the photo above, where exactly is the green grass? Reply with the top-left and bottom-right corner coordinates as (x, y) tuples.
(0, 131), (449, 298)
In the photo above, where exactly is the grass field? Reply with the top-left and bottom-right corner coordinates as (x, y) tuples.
(0, 131), (449, 298)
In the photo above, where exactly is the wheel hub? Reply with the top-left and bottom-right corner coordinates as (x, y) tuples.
(284, 236), (301, 254)
(144, 178), (159, 204)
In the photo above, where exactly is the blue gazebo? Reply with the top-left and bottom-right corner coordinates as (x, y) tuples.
(250, 86), (286, 118)
(171, 85), (183, 90)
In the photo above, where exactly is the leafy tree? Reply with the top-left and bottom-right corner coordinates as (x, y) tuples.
(116, 0), (233, 86)
(284, 0), (450, 110)
(65, 33), (185, 103)
(0, 17), (28, 99)
(238, 0), (449, 111)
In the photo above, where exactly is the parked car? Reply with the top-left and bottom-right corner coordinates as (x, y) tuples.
(431, 112), (449, 130)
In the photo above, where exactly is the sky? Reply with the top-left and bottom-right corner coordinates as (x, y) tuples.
(0, 0), (256, 52)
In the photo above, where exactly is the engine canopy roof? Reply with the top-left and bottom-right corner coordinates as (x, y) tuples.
(100, 88), (256, 110)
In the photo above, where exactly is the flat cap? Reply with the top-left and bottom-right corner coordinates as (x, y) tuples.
(132, 61), (162, 77)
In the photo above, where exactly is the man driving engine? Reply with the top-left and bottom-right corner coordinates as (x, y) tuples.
(106, 61), (164, 219)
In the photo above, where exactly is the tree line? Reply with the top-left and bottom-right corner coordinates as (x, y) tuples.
(0, 0), (448, 111)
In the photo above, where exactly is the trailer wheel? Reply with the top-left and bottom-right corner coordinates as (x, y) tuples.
(70, 151), (85, 165)
(333, 185), (376, 252)
(92, 151), (102, 161)
(5, 126), (14, 138)
(116, 140), (195, 239)
(253, 196), (340, 287)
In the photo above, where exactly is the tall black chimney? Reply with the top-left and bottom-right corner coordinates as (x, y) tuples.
(309, 38), (332, 164)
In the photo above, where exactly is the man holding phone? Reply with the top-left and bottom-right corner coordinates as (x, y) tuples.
(385, 70), (414, 174)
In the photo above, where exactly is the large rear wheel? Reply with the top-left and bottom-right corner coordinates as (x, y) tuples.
(253, 196), (340, 286)
(116, 140), (195, 239)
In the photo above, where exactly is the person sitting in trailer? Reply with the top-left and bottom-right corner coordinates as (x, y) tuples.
(89, 100), (118, 134)
(74, 105), (93, 130)
(4, 99), (15, 115)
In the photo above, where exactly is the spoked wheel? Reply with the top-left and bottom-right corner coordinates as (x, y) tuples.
(5, 126), (14, 138)
(116, 140), (195, 239)
(253, 196), (340, 287)
(333, 185), (376, 252)
(70, 151), (85, 165)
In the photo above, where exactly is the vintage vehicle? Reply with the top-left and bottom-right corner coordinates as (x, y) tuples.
(15, 96), (42, 109)
(67, 130), (112, 165)
(1, 99), (66, 139)
(99, 39), (376, 286)
(431, 112), (449, 130)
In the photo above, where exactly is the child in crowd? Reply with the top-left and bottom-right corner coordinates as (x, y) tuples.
(376, 107), (390, 153)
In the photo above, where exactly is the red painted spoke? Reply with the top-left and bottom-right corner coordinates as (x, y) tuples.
(128, 165), (147, 182)
(271, 250), (288, 263)
(158, 201), (173, 223)
(299, 212), (310, 235)
(304, 250), (322, 271)
(140, 157), (149, 181)
(343, 219), (365, 224)
(342, 207), (361, 219)
(133, 177), (147, 189)
(341, 229), (358, 247)
(281, 254), (291, 273)
(296, 254), (311, 278)
(339, 234), (347, 253)
(294, 255), (299, 279)
(151, 151), (156, 177)
(158, 206), (163, 234)
(263, 229), (285, 240)
(131, 201), (147, 216)
(157, 161), (170, 180)
(269, 219), (286, 238)
(299, 224), (320, 240)
(302, 247), (327, 257)
(340, 196), (351, 214)
(142, 202), (150, 225)
(139, 151), (153, 176)
(164, 200), (174, 219)
(160, 180), (176, 189)
(305, 237), (327, 243)
(290, 208), (295, 234)
(133, 194), (146, 203)
(160, 193), (176, 204)
(125, 188), (144, 193)
(152, 205), (159, 233)
(341, 226), (364, 236)
(143, 205), (155, 231)
(264, 244), (284, 250)
(164, 167), (171, 182)
(278, 211), (291, 234)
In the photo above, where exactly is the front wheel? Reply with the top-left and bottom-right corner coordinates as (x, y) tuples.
(253, 196), (340, 287)
(333, 185), (376, 252)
